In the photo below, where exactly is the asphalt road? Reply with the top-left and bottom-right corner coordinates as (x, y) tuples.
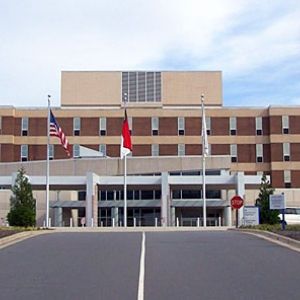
(0, 231), (300, 300)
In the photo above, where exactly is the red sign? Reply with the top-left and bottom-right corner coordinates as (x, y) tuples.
(231, 195), (244, 209)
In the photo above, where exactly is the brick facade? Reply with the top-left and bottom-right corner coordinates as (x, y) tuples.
(237, 117), (255, 136)
(1, 109), (300, 189)
(211, 117), (229, 136)
(159, 118), (178, 136)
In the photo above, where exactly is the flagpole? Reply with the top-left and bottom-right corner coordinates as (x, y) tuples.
(123, 93), (128, 228)
(46, 95), (51, 228)
(124, 153), (127, 227)
(201, 94), (207, 228)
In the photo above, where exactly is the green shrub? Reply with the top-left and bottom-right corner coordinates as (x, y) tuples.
(255, 175), (279, 224)
(7, 168), (36, 227)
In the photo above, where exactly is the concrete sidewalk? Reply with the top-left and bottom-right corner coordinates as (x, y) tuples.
(0, 230), (51, 250)
(233, 228), (300, 253)
(52, 226), (232, 232)
(1, 227), (300, 253)
(0, 226), (230, 249)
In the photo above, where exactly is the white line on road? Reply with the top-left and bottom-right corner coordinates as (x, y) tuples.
(137, 231), (146, 300)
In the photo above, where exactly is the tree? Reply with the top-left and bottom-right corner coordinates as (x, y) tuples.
(7, 168), (36, 227)
(255, 174), (279, 224)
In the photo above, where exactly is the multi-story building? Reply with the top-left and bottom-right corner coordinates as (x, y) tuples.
(0, 71), (299, 227)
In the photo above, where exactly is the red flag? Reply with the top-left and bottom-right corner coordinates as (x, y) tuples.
(49, 110), (70, 156)
(120, 109), (132, 158)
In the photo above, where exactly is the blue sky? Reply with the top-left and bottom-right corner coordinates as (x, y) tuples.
(0, 0), (299, 107)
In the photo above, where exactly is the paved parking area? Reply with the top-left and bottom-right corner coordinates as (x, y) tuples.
(1, 231), (300, 300)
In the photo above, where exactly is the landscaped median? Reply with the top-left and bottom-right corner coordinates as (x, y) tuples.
(234, 224), (300, 252)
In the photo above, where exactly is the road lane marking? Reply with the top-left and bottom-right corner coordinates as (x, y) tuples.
(137, 231), (146, 300)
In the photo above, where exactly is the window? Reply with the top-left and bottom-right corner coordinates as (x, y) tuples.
(182, 171), (201, 176)
(207, 190), (221, 199)
(21, 117), (29, 136)
(106, 191), (114, 201)
(172, 189), (203, 199)
(284, 170), (291, 188)
(78, 191), (86, 201)
(151, 117), (159, 135)
(283, 143), (290, 161)
(73, 117), (80, 136)
(282, 116), (289, 134)
(230, 144), (237, 162)
(141, 190), (154, 200)
(154, 190), (161, 199)
(122, 71), (161, 102)
(182, 190), (201, 199)
(126, 190), (134, 200)
(151, 144), (159, 156)
(256, 117), (263, 135)
(170, 171), (181, 176)
(178, 117), (185, 135)
(285, 208), (300, 214)
(172, 190), (181, 199)
(48, 144), (54, 160)
(206, 116), (211, 135)
(128, 116), (133, 135)
(257, 171), (264, 177)
(134, 190), (140, 200)
(21, 144), (28, 161)
(178, 144), (185, 156)
(99, 117), (106, 136)
(256, 144), (263, 163)
(100, 190), (107, 201)
(230, 117), (236, 135)
(99, 144), (106, 156)
(73, 144), (80, 158)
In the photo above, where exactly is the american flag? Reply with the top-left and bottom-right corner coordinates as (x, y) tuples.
(49, 110), (70, 156)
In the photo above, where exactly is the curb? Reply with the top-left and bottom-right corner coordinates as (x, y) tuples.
(232, 229), (300, 253)
(3, 227), (299, 253)
(0, 226), (231, 248)
(0, 230), (51, 250)
(51, 226), (232, 233)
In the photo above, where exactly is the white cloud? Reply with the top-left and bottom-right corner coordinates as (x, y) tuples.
(0, 0), (299, 106)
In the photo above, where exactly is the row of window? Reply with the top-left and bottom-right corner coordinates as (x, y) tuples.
(230, 143), (291, 163)
(19, 142), (293, 162)
(16, 115), (292, 137)
(94, 189), (222, 201)
(99, 189), (161, 201)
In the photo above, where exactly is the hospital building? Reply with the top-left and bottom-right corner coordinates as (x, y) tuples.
(0, 71), (299, 227)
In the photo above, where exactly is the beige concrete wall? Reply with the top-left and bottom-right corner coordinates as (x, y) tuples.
(271, 162), (300, 171)
(0, 190), (48, 226)
(0, 190), (11, 226)
(0, 107), (15, 116)
(230, 163), (271, 173)
(269, 106), (300, 116)
(162, 71), (222, 106)
(4, 135), (270, 146)
(61, 71), (121, 107)
(60, 71), (223, 107)
(0, 156), (231, 176)
(228, 188), (300, 209)
(8, 106), (289, 118)
(270, 134), (300, 143)
(276, 189), (300, 207)
(244, 190), (260, 206)
(0, 190), (79, 227)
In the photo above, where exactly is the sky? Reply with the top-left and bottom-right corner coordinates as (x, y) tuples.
(0, 0), (299, 107)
